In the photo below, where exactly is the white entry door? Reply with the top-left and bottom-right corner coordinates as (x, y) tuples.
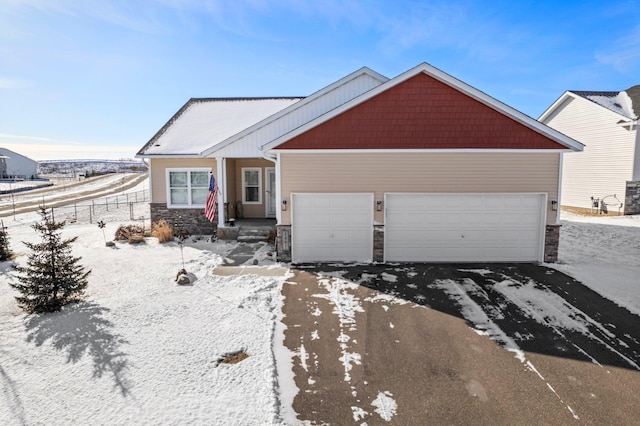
(291, 193), (374, 263)
(384, 193), (546, 262)
(266, 168), (276, 218)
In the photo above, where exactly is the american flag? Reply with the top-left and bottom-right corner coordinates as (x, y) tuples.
(204, 175), (218, 222)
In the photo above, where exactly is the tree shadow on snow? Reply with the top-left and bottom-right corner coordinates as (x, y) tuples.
(23, 302), (131, 396)
(299, 263), (640, 372)
(0, 360), (27, 425)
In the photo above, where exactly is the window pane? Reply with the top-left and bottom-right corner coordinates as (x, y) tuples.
(191, 188), (208, 205)
(245, 187), (259, 202)
(169, 171), (188, 187)
(191, 171), (209, 187)
(245, 170), (259, 186)
(170, 188), (188, 204)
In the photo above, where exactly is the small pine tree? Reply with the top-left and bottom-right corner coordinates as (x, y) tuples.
(11, 207), (91, 313)
(0, 220), (13, 261)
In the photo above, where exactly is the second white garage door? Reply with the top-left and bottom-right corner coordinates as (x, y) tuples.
(291, 193), (373, 263)
(384, 193), (546, 262)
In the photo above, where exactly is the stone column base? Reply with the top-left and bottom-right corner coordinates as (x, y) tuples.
(544, 224), (561, 263)
(276, 225), (292, 262)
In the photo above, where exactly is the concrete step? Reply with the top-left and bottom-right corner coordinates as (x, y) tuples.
(237, 226), (274, 243)
(237, 235), (269, 243)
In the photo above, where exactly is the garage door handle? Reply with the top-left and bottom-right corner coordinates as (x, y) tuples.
(461, 234), (465, 238)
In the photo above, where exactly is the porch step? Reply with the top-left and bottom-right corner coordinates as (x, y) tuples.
(237, 227), (273, 243)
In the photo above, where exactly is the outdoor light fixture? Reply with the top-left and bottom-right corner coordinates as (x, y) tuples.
(376, 200), (383, 211)
(551, 200), (558, 211)
(282, 200), (288, 211)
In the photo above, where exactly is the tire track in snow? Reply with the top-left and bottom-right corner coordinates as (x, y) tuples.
(312, 274), (398, 423)
(432, 278), (580, 421)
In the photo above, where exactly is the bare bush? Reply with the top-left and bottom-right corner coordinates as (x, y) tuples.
(152, 220), (174, 243)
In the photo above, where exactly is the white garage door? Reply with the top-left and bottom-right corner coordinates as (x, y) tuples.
(292, 193), (373, 263)
(385, 193), (546, 262)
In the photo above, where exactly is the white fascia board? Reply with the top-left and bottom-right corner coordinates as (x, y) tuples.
(540, 91), (634, 124)
(538, 91), (574, 122)
(269, 148), (576, 154)
(264, 62), (584, 153)
(135, 154), (203, 159)
(201, 67), (389, 158)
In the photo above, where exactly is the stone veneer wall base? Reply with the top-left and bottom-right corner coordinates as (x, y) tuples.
(150, 203), (216, 236)
(276, 225), (292, 262)
(544, 224), (560, 263)
(275, 223), (560, 264)
(625, 181), (640, 215)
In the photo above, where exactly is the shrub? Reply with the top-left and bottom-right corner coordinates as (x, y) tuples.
(114, 224), (146, 244)
(152, 220), (174, 243)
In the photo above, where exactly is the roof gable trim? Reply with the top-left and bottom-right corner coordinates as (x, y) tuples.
(264, 63), (583, 152)
(201, 67), (389, 157)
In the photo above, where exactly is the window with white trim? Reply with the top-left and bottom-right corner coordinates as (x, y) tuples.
(166, 168), (211, 207)
(242, 168), (262, 204)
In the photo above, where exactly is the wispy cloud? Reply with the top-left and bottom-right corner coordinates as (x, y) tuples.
(6, 0), (170, 34)
(0, 134), (137, 160)
(595, 25), (640, 74)
(0, 78), (34, 89)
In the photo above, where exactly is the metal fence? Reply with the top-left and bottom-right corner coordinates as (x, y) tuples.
(48, 189), (150, 225)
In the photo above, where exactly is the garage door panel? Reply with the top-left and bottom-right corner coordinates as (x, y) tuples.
(292, 193), (373, 263)
(385, 193), (545, 262)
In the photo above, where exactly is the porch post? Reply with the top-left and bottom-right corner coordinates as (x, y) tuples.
(216, 157), (226, 227)
(275, 152), (282, 225)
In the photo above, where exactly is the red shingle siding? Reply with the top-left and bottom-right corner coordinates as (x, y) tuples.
(276, 73), (566, 150)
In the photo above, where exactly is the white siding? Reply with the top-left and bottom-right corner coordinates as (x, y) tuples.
(211, 73), (386, 158)
(543, 96), (638, 210)
(634, 130), (640, 181)
(0, 148), (38, 178)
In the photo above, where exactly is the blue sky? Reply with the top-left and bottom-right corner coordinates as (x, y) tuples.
(1, 0), (639, 160)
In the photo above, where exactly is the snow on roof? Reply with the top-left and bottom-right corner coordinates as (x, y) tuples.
(572, 89), (638, 119)
(138, 97), (303, 156)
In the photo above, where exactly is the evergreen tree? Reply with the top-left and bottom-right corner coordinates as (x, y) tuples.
(11, 207), (90, 313)
(0, 220), (12, 261)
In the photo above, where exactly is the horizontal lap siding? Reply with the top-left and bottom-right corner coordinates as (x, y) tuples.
(543, 97), (637, 210)
(150, 158), (216, 203)
(235, 158), (273, 218)
(280, 152), (559, 224)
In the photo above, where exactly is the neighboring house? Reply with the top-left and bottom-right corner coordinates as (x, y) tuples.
(0, 148), (39, 179)
(539, 85), (640, 215)
(137, 63), (582, 263)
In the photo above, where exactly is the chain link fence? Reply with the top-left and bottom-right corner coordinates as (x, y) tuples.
(48, 189), (150, 225)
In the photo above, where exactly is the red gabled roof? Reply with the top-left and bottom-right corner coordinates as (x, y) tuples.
(276, 72), (568, 150)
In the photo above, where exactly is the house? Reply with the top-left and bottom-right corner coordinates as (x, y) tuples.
(539, 86), (640, 215)
(136, 63), (583, 263)
(0, 148), (39, 179)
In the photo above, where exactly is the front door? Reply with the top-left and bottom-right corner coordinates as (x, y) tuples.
(266, 168), (276, 217)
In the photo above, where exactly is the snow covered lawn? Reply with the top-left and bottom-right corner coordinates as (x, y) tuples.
(0, 212), (291, 425)
(554, 211), (640, 315)
(1, 208), (639, 425)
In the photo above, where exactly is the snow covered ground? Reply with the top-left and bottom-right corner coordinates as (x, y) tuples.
(0, 205), (639, 425)
(0, 208), (292, 425)
(555, 211), (640, 315)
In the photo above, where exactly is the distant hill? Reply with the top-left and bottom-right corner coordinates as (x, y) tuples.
(39, 159), (147, 176)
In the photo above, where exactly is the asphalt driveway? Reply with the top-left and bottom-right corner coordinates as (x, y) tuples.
(281, 263), (640, 425)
